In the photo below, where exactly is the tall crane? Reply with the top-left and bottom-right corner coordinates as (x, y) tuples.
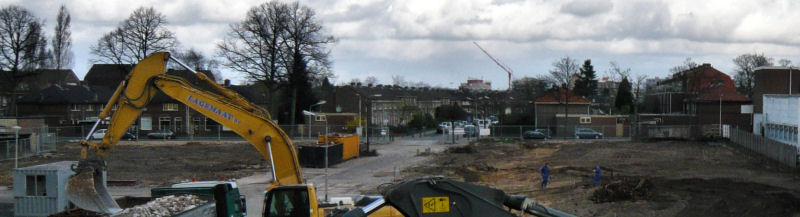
(473, 41), (513, 90)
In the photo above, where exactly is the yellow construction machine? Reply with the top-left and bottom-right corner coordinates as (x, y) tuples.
(66, 52), (400, 216)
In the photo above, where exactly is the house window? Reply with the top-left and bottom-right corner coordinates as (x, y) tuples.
(140, 116), (152, 130)
(86, 105), (93, 111)
(580, 117), (591, 124)
(70, 104), (80, 111)
(193, 117), (202, 131)
(159, 116), (172, 129)
(112, 104), (118, 111)
(25, 175), (46, 196)
(163, 103), (179, 111)
(315, 115), (327, 122)
(174, 117), (182, 132)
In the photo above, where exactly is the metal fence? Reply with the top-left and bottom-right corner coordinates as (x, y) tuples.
(0, 137), (57, 161)
(0, 127), (58, 161)
(728, 127), (799, 168)
(487, 125), (632, 139)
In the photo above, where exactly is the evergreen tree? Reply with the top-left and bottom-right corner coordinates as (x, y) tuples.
(281, 52), (316, 124)
(573, 59), (597, 99)
(614, 77), (634, 113)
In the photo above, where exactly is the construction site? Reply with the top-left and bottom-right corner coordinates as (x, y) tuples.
(2, 135), (800, 216)
(2, 2), (800, 216)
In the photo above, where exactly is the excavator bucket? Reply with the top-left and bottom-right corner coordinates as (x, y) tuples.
(66, 168), (121, 214)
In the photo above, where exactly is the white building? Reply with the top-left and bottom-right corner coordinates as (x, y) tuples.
(760, 94), (800, 146)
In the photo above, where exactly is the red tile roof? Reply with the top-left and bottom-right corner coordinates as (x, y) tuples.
(695, 85), (750, 102)
(679, 64), (750, 102)
(535, 89), (589, 104)
(682, 64), (736, 92)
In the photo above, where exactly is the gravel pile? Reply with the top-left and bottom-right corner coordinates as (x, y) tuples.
(112, 195), (207, 217)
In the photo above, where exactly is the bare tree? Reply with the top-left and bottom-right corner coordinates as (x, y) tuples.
(392, 75), (406, 86)
(0, 5), (48, 116)
(632, 74), (648, 116)
(542, 56), (579, 132)
(51, 5), (72, 70)
(607, 61), (631, 81)
(281, 2), (334, 77)
(669, 57), (698, 74)
(91, 7), (177, 65)
(217, 1), (289, 115)
(779, 59), (792, 67)
(281, 2), (335, 125)
(364, 76), (378, 86)
(733, 53), (773, 97)
(173, 48), (221, 82)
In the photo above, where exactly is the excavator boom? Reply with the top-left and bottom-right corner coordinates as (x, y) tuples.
(66, 52), (304, 214)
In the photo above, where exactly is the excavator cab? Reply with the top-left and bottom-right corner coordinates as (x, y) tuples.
(263, 186), (313, 217)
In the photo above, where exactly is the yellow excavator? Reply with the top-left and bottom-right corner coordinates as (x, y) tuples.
(66, 52), (401, 216)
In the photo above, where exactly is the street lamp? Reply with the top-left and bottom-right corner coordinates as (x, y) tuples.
(12, 125), (21, 168)
(303, 110), (329, 201)
(719, 94), (723, 137)
(366, 94), (381, 152)
(307, 101), (326, 139)
(310, 100), (327, 112)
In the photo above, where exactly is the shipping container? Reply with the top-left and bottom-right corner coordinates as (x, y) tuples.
(318, 134), (360, 160)
(297, 143), (343, 168)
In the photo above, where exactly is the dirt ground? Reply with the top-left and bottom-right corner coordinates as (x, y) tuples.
(0, 141), (267, 186)
(405, 139), (800, 217)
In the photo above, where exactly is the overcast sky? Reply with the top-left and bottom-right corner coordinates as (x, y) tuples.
(5, 0), (800, 90)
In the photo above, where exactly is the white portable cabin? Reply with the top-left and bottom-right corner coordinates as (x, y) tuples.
(761, 95), (800, 146)
(12, 161), (81, 217)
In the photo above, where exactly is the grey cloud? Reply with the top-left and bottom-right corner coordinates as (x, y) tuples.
(560, 0), (613, 17)
(322, 1), (392, 22)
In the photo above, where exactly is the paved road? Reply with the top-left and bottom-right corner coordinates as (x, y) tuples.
(238, 135), (460, 217)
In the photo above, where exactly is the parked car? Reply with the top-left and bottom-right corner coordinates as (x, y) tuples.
(463, 125), (479, 137)
(90, 129), (107, 140)
(121, 132), (137, 141)
(523, 129), (551, 139)
(147, 129), (175, 139)
(575, 128), (603, 139)
(91, 129), (137, 141)
(438, 122), (453, 134)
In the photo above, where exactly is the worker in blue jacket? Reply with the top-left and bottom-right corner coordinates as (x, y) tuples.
(540, 161), (550, 189)
(592, 166), (602, 186)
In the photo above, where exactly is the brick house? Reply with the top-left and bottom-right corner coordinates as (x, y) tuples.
(534, 89), (590, 136)
(641, 63), (751, 131)
(0, 69), (80, 116)
(17, 64), (264, 138)
(324, 84), (479, 127)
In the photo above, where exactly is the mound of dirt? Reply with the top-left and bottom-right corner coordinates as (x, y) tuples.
(447, 145), (476, 154)
(664, 178), (800, 217)
(591, 177), (653, 203)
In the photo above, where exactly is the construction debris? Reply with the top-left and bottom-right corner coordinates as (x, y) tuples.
(590, 177), (653, 203)
(112, 195), (207, 217)
(48, 208), (105, 217)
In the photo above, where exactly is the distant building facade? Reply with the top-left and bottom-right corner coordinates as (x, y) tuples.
(459, 79), (491, 92)
(641, 63), (751, 131)
(0, 69), (80, 116)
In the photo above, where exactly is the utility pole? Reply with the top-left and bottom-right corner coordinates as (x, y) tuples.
(186, 105), (192, 141)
